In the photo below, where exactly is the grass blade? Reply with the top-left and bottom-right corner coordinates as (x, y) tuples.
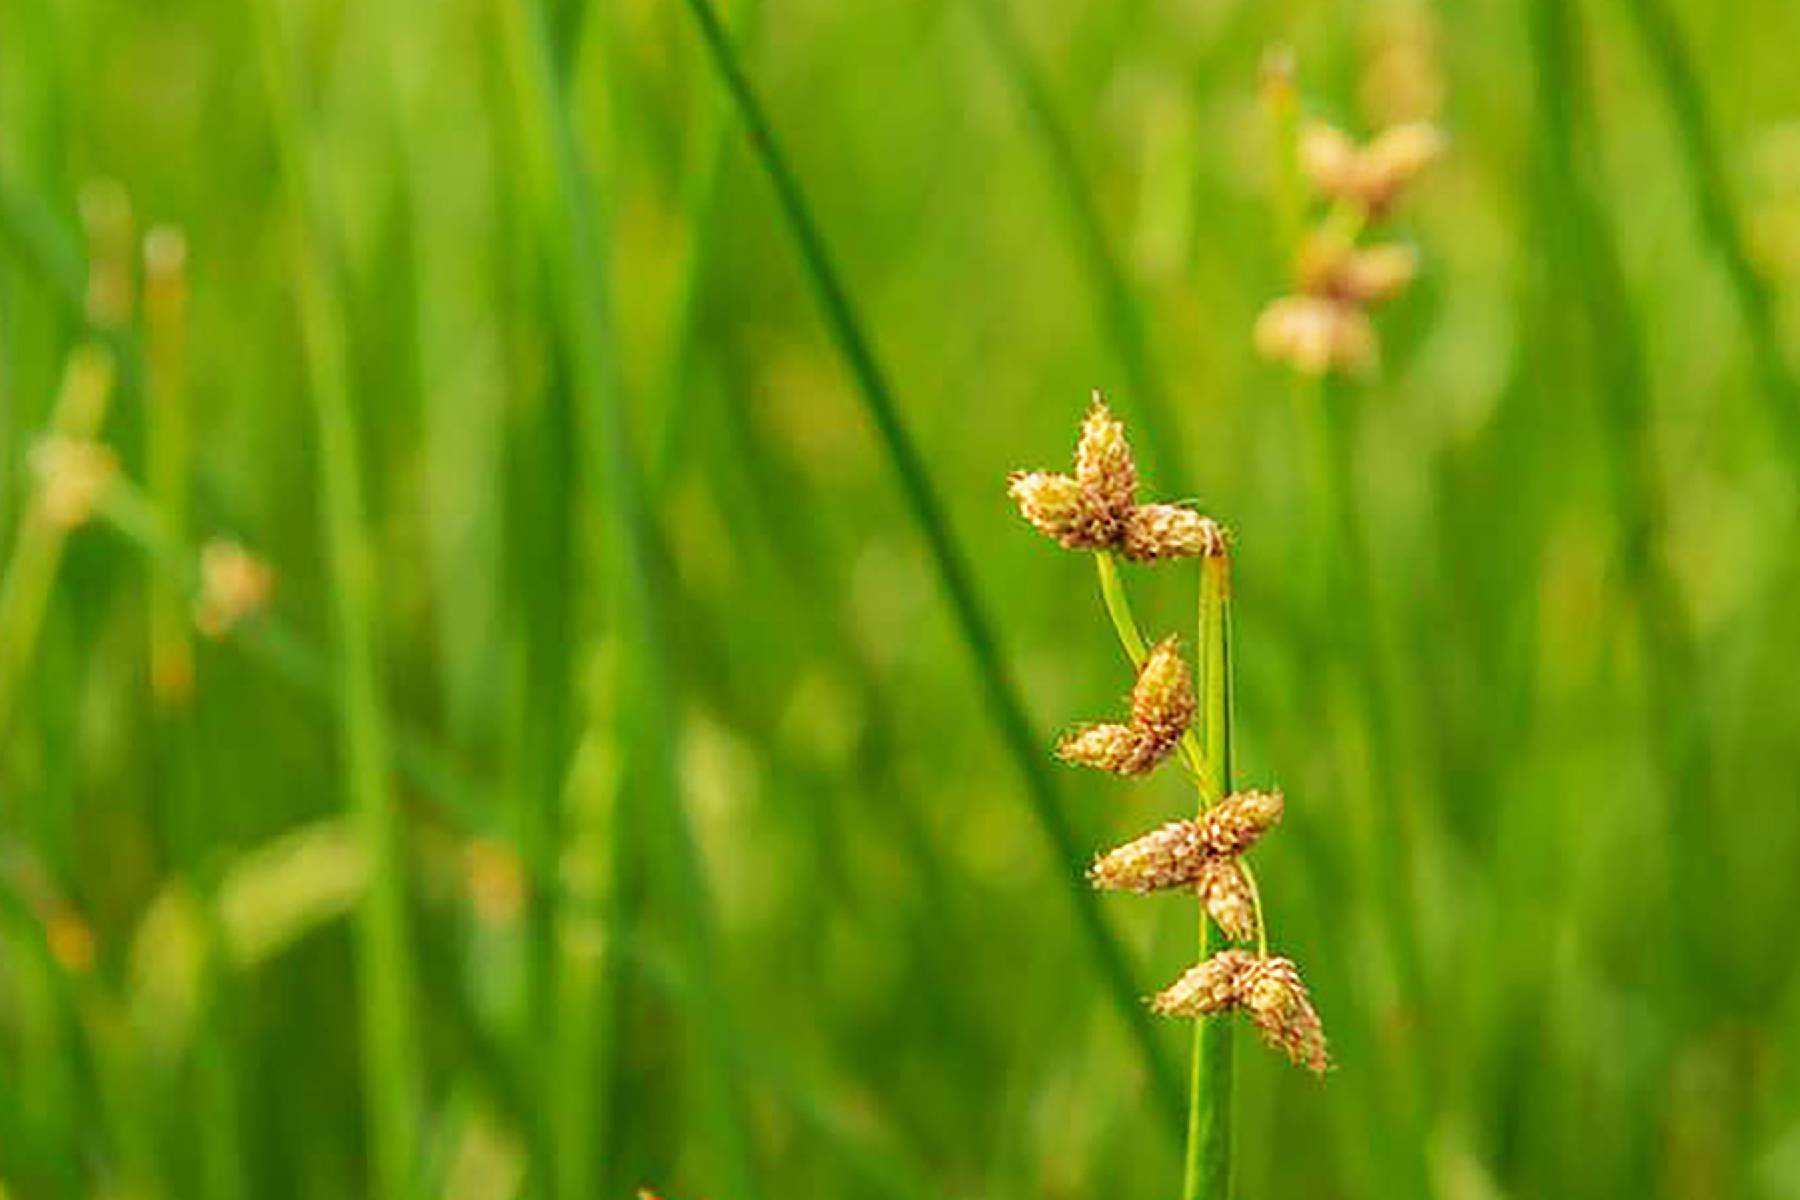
(248, 1), (423, 1193)
(678, 0), (1185, 1135)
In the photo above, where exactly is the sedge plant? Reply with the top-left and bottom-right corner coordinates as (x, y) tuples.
(1008, 397), (1329, 1200)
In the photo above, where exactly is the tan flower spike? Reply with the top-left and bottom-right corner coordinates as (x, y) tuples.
(1296, 237), (1420, 307)
(1253, 295), (1376, 376)
(1006, 395), (1138, 551)
(1196, 789), (1284, 858)
(1240, 955), (1330, 1074)
(1008, 396), (1222, 561)
(1153, 952), (1330, 1075)
(1195, 859), (1258, 943)
(1122, 505), (1226, 562)
(1089, 819), (1210, 893)
(1299, 119), (1443, 218)
(1089, 791), (1279, 894)
(1058, 638), (1195, 776)
(1152, 950), (1255, 1018)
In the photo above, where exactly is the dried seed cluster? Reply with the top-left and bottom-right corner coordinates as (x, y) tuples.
(1086, 790), (1284, 942)
(1256, 116), (1443, 376)
(1153, 951), (1330, 1074)
(1009, 403), (1328, 1075)
(1058, 638), (1196, 776)
(1009, 396), (1224, 562)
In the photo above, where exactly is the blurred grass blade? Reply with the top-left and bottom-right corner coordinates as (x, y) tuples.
(1616, 0), (1800, 462)
(248, 0), (423, 1193)
(0, 345), (115, 755)
(1527, 0), (1719, 1186)
(493, 0), (765, 1194)
(678, 0), (1184, 1135)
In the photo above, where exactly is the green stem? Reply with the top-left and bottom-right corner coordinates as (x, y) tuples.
(1183, 553), (1235, 1200)
(0, 346), (115, 759)
(680, 0), (1185, 1135)
(1095, 551), (1211, 789)
(249, 1), (421, 1193)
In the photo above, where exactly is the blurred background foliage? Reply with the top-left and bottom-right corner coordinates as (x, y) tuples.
(4, 0), (1800, 1196)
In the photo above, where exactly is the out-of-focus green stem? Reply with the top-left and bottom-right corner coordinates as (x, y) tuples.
(248, 0), (421, 1193)
(0, 346), (115, 758)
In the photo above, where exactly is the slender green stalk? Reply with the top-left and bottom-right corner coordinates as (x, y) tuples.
(1183, 553), (1234, 1200)
(1095, 551), (1211, 788)
(141, 225), (247, 1200)
(0, 346), (114, 757)
(1617, 0), (1800, 465)
(248, 2), (421, 1194)
(964, 0), (1185, 490)
(142, 229), (194, 714)
(679, 0), (1184, 1133)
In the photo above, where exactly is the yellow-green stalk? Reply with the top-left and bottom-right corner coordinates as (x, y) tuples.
(0, 346), (116, 752)
(249, 0), (422, 1192)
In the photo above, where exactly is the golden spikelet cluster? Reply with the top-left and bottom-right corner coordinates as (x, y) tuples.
(1057, 638), (1195, 776)
(1153, 951), (1329, 1074)
(1009, 402), (1328, 1076)
(1256, 104), (1443, 377)
(1085, 791), (1280, 940)
(1008, 395), (1224, 562)
(1298, 121), (1444, 219)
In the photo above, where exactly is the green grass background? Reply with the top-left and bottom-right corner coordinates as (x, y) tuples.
(5, 0), (1800, 1195)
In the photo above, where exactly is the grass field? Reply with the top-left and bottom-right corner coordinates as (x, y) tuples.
(5, 0), (1800, 1196)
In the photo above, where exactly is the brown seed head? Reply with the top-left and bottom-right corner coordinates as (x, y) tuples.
(1357, 121), (1444, 214)
(1196, 858), (1259, 943)
(1197, 789), (1285, 857)
(1129, 638), (1195, 747)
(1254, 295), (1376, 376)
(1151, 949), (1256, 1018)
(1121, 505), (1227, 562)
(1297, 120), (1443, 217)
(1007, 470), (1096, 549)
(1089, 819), (1208, 893)
(1057, 723), (1162, 776)
(29, 436), (118, 530)
(1240, 956), (1331, 1074)
(1296, 237), (1419, 306)
(1339, 243), (1420, 305)
(1075, 395), (1138, 541)
(1299, 122), (1361, 200)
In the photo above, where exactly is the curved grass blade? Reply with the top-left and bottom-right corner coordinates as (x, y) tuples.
(677, 0), (1184, 1136)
